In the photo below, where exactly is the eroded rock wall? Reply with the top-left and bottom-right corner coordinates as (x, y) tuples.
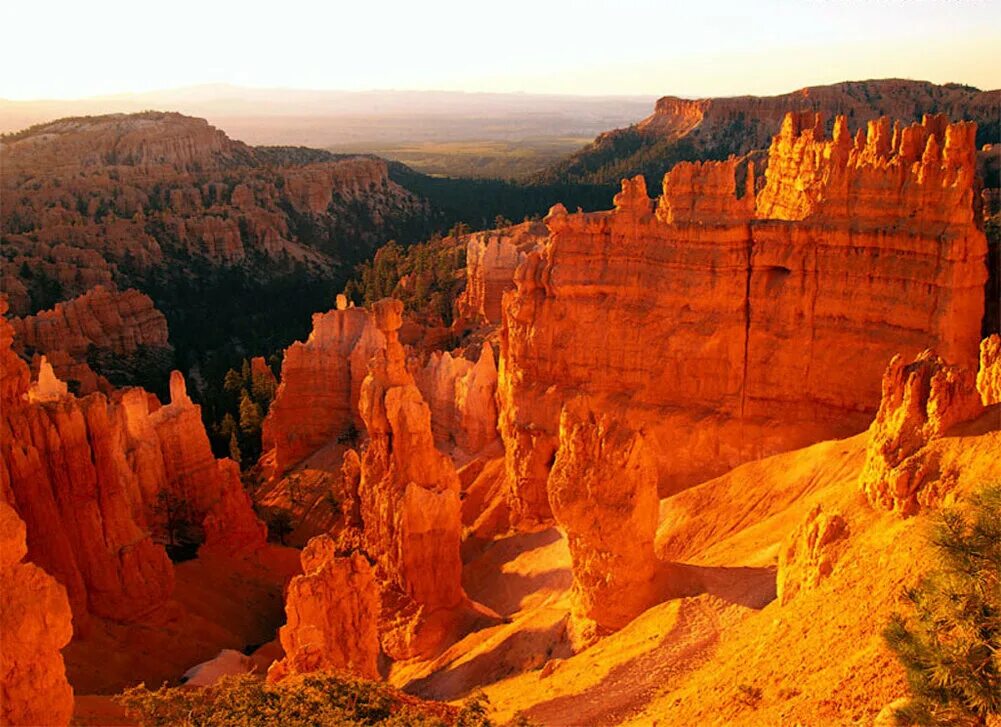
(499, 113), (988, 523)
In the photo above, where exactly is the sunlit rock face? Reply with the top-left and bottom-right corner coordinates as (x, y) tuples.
(0, 501), (74, 727)
(355, 299), (467, 659)
(978, 334), (1001, 405)
(858, 349), (983, 516)
(547, 399), (661, 648)
(263, 303), (385, 476)
(269, 537), (380, 682)
(498, 112), (988, 524)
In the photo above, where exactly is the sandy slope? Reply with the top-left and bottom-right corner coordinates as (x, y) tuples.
(400, 409), (1000, 726)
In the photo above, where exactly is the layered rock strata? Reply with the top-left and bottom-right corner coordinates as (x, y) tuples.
(499, 113), (988, 523)
(414, 343), (499, 459)
(457, 221), (547, 325)
(1, 299), (263, 632)
(354, 299), (467, 659)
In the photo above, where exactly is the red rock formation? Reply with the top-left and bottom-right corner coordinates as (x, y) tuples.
(1, 313), (175, 626)
(11, 286), (167, 358)
(355, 299), (467, 659)
(1, 299), (262, 632)
(414, 343), (499, 459)
(263, 300), (384, 475)
(1, 112), (430, 319)
(978, 334), (1001, 405)
(10, 285), (170, 393)
(268, 537), (380, 682)
(457, 221), (547, 325)
(555, 79), (1000, 186)
(859, 350), (983, 515)
(0, 501), (74, 727)
(499, 112), (988, 523)
(547, 400), (661, 648)
(776, 505), (849, 605)
(144, 371), (266, 554)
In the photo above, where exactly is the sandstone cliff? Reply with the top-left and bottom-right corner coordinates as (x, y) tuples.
(11, 285), (170, 394)
(0, 501), (74, 727)
(414, 343), (499, 459)
(456, 221), (547, 325)
(262, 298), (385, 475)
(354, 299), (467, 659)
(500, 112), (987, 523)
(1, 299), (263, 632)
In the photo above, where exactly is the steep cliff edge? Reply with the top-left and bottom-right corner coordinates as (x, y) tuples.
(500, 112), (987, 523)
(0, 501), (74, 727)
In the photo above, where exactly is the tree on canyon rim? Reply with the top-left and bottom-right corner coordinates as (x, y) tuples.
(883, 485), (1001, 726)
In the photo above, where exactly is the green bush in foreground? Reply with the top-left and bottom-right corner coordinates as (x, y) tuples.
(883, 485), (1001, 726)
(115, 672), (497, 727)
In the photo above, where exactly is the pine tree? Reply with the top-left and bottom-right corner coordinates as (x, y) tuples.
(219, 412), (237, 439)
(238, 389), (263, 436)
(223, 368), (243, 393)
(883, 485), (1001, 726)
(228, 432), (241, 464)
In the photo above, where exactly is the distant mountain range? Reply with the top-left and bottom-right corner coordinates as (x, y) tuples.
(533, 79), (1001, 186)
(0, 85), (656, 147)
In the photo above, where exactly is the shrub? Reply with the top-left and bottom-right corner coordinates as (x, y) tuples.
(883, 485), (1001, 726)
(115, 672), (494, 726)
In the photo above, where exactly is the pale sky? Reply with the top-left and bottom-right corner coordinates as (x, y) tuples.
(3, 0), (1000, 100)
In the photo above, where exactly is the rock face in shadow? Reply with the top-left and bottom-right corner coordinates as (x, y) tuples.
(0, 501), (74, 727)
(269, 537), (380, 682)
(547, 399), (661, 649)
(414, 343), (499, 459)
(499, 112), (988, 524)
(859, 349), (984, 516)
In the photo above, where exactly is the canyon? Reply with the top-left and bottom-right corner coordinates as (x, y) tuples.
(1, 97), (999, 727)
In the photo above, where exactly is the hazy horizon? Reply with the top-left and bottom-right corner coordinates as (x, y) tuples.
(3, 0), (999, 101)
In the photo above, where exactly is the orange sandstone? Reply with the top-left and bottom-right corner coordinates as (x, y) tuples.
(269, 537), (380, 682)
(547, 399), (661, 648)
(0, 501), (74, 727)
(858, 349), (984, 515)
(498, 112), (987, 524)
